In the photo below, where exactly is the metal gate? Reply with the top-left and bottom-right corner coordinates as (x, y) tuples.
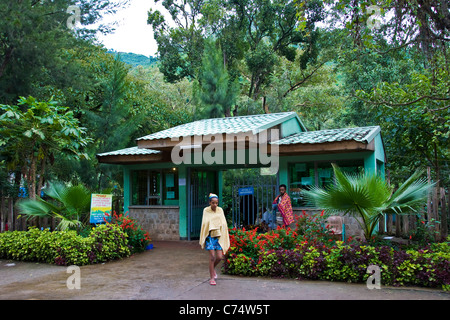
(188, 169), (217, 240)
(231, 171), (278, 228)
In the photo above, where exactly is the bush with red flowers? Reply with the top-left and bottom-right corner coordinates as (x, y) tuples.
(105, 211), (151, 253)
(223, 211), (450, 291)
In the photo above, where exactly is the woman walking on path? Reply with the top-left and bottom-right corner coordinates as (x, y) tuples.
(199, 193), (230, 286)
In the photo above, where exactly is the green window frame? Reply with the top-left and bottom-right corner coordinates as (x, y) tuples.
(288, 159), (364, 207)
(131, 168), (179, 206)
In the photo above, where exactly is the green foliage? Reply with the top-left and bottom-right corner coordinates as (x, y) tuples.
(0, 224), (131, 266)
(88, 224), (131, 263)
(1, 0), (448, 223)
(408, 214), (441, 246)
(147, 0), (205, 82)
(0, 0), (127, 103)
(356, 59), (450, 186)
(225, 253), (257, 276)
(295, 210), (333, 242)
(323, 0), (448, 55)
(223, 229), (450, 290)
(323, 0), (450, 186)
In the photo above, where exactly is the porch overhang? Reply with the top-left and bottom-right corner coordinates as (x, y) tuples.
(97, 140), (374, 165)
(96, 146), (164, 164)
(277, 139), (375, 156)
(97, 154), (164, 164)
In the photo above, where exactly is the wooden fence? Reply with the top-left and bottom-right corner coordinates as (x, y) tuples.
(379, 186), (449, 241)
(0, 196), (124, 232)
(1, 196), (22, 232)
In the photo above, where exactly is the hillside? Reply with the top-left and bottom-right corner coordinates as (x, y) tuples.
(108, 50), (158, 67)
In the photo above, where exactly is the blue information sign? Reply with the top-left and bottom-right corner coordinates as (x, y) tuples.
(238, 187), (254, 196)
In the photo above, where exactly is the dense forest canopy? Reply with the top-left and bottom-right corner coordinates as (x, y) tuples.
(0, 0), (448, 199)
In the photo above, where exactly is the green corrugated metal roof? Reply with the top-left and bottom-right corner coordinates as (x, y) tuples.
(136, 112), (305, 141)
(271, 126), (380, 145)
(98, 116), (381, 158)
(97, 146), (161, 157)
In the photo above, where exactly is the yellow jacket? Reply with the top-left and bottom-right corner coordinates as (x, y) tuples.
(199, 206), (230, 254)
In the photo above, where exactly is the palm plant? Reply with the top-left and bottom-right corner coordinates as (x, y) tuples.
(18, 182), (91, 231)
(303, 164), (433, 240)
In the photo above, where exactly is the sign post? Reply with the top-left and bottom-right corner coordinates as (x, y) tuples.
(90, 194), (113, 224)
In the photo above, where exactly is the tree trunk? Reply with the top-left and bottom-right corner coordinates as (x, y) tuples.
(232, 105), (238, 117)
(427, 166), (432, 223)
(248, 75), (255, 98)
(433, 143), (441, 239)
(440, 187), (447, 240)
(262, 96), (269, 114)
(0, 46), (14, 79)
(28, 154), (37, 200)
(37, 154), (46, 198)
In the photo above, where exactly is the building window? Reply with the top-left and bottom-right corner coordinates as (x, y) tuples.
(288, 159), (364, 207)
(289, 162), (315, 207)
(163, 168), (179, 202)
(131, 169), (178, 205)
(131, 170), (151, 205)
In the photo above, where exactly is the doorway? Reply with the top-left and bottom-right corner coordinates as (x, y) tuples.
(187, 169), (218, 240)
(223, 168), (278, 229)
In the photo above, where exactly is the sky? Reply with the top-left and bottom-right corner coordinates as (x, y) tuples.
(95, 0), (163, 57)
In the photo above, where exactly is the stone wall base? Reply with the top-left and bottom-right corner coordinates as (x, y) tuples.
(128, 206), (180, 241)
(293, 208), (365, 240)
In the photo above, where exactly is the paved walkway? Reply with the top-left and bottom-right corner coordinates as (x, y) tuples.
(0, 241), (449, 300)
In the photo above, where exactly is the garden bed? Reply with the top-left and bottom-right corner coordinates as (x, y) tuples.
(223, 227), (450, 291)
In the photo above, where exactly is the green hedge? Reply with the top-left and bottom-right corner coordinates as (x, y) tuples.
(223, 228), (450, 291)
(0, 224), (131, 266)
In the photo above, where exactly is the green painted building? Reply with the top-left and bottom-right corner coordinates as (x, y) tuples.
(98, 112), (386, 240)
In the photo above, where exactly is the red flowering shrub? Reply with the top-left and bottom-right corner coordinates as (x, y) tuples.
(229, 226), (301, 259)
(105, 211), (151, 253)
(223, 211), (450, 291)
(295, 210), (334, 243)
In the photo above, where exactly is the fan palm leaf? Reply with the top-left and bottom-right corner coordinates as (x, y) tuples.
(303, 164), (433, 240)
(18, 181), (92, 231)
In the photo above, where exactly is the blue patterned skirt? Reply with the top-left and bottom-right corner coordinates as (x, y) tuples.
(205, 235), (222, 251)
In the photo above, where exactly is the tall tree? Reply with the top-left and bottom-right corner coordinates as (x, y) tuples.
(147, 0), (326, 108)
(147, 0), (205, 82)
(86, 55), (138, 154)
(0, 0), (128, 104)
(228, 0), (324, 100)
(321, 0), (450, 186)
(193, 39), (239, 118)
(322, 0), (449, 59)
(0, 96), (91, 199)
(84, 55), (143, 189)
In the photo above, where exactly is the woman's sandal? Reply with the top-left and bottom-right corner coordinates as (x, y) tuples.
(209, 279), (216, 285)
